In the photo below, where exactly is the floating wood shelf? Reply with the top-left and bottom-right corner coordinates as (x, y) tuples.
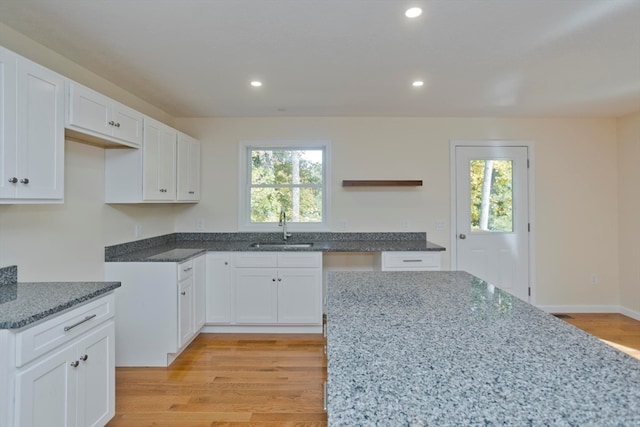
(342, 180), (423, 187)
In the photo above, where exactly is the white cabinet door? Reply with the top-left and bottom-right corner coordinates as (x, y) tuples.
(111, 103), (143, 147)
(176, 132), (200, 201)
(0, 48), (65, 202)
(234, 268), (278, 324)
(193, 255), (206, 330)
(67, 82), (143, 148)
(14, 344), (78, 427)
(178, 278), (194, 349)
(75, 322), (115, 427)
(143, 118), (176, 201)
(0, 47), (18, 199)
(277, 268), (322, 324)
(206, 253), (233, 324)
(67, 83), (111, 137)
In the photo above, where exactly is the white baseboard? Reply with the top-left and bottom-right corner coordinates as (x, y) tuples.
(537, 304), (640, 320)
(620, 306), (640, 321)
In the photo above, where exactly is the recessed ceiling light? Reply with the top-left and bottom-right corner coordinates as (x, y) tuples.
(405, 7), (422, 18)
(412, 80), (425, 87)
(250, 80), (262, 87)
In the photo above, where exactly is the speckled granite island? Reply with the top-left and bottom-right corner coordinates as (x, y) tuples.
(326, 271), (640, 426)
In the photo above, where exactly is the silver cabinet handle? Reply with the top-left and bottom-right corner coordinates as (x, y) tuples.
(188, 191), (195, 194)
(272, 278), (276, 282)
(108, 120), (115, 126)
(20, 178), (29, 184)
(459, 234), (466, 239)
(70, 361), (79, 368)
(80, 354), (88, 361)
(278, 278), (282, 282)
(402, 259), (422, 263)
(224, 262), (228, 265)
(181, 291), (186, 296)
(183, 267), (192, 272)
(64, 314), (97, 332)
(115, 122), (121, 127)
(8, 177), (17, 183)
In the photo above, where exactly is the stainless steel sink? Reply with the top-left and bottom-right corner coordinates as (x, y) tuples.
(249, 242), (314, 248)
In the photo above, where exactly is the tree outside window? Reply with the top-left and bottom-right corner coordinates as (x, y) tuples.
(240, 141), (330, 230)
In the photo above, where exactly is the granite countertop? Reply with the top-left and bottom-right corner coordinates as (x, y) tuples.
(105, 232), (445, 262)
(326, 271), (640, 426)
(0, 266), (121, 329)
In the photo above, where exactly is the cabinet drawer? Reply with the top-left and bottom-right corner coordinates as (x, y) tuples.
(15, 294), (115, 367)
(277, 252), (322, 268)
(178, 260), (194, 281)
(380, 252), (441, 271)
(235, 253), (278, 268)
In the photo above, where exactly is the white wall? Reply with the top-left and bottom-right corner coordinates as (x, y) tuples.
(617, 111), (640, 318)
(0, 25), (629, 312)
(174, 116), (621, 308)
(0, 25), (177, 281)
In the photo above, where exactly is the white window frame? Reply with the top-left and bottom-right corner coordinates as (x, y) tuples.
(238, 140), (331, 232)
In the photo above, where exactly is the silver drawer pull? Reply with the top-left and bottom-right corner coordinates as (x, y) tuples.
(402, 259), (422, 263)
(183, 267), (192, 272)
(64, 314), (97, 332)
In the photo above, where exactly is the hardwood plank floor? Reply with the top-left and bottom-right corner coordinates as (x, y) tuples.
(106, 334), (327, 427)
(106, 314), (640, 426)
(558, 313), (640, 360)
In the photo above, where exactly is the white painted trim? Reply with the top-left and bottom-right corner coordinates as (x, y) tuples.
(620, 306), (640, 321)
(200, 325), (322, 334)
(450, 140), (536, 304)
(237, 139), (332, 232)
(537, 305), (623, 314)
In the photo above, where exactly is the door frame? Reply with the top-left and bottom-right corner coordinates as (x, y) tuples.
(449, 140), (537, 304)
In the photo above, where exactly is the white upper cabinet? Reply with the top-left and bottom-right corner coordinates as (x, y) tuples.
(67, 82), (143, 148)
(105, 117), (199, 203)
(176, 132), (200, 201)
(0, 47), (65, 203)
(143, 117), (177, 201)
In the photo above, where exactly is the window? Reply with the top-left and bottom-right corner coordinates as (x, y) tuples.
(239, 140), (330, 231)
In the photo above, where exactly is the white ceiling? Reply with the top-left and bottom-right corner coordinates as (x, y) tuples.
(1, 0), (639, 118)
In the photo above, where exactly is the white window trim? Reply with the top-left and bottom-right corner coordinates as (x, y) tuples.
(238, 140), (331, 232)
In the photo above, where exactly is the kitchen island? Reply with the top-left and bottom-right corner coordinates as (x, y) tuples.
(326, 271), (640, 426)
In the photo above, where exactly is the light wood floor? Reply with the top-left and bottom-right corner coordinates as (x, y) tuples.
(106, 314), (640, 427)
(559, 313), (640, 360)
(106, 334), (327, 427)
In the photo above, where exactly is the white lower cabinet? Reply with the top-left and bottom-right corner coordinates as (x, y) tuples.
(105, 254), (205, 367)
(6, 294), (115, 427)
(233, 252), (322, 326)
(15, 322), (114, 427)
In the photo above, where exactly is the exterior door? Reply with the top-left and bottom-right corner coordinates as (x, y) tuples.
(454, 145), (530, 301)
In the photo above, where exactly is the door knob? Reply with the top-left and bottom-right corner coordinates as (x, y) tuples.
(459, 234), (466, 239)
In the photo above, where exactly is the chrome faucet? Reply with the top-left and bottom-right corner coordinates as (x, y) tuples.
(279, 208), (292, 241)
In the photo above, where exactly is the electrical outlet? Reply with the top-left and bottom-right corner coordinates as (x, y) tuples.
(196, 219), (205, 230)
(402, 219), (410, 231)
(435, 219), (446, 231)
(134, 224), (143, 238)
(337, 219), (348, 231)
